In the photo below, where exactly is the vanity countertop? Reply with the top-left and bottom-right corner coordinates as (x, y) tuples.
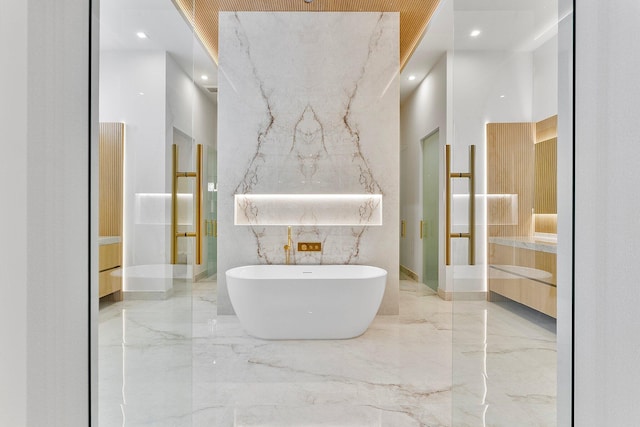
(488, 236), (557, 254)
(98, 236), (122, 246)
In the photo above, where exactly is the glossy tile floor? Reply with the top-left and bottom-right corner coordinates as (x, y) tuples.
(99, 277), (556, 426)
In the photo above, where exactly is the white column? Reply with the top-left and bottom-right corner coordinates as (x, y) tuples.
(0, 1), (28, 424)
(0, 0), (92, 425)
(574, 0), (640, 425)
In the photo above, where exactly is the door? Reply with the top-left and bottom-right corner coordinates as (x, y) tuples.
(205, 147), (218, 277)
(422, 130), (439, 291)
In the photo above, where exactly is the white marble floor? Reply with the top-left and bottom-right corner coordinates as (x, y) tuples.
(98, 278), (556, 426)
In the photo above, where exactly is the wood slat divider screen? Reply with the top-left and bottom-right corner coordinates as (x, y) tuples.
(99, 122), (124, 237)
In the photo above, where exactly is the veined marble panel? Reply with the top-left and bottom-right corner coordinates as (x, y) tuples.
(218, 12), (399, 314)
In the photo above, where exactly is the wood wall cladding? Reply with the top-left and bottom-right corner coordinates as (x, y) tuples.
(535, 214), (558, 234)
(99, 122), (124, 237)
(536, 115), (558, 142)
(486, 122), (536, 238)
(534, 114), (558, 233)
(534, 137), (558, 214)
(172, 0), (440, 71)
(487, 118), (557, 318)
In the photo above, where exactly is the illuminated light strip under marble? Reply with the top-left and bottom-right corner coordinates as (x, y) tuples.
(234, 194), (383, 226)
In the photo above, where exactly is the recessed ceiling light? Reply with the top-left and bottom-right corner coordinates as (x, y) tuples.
(136, 32), (148, 39)
(408, 75), (416, 81)
(470, 29), (481, 37)
(201, 75), (209, 81)
(138, 92), (145, 96)
(500, 94), (505, 98)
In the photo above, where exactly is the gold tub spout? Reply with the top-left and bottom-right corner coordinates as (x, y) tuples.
(283, 226), (293, 265)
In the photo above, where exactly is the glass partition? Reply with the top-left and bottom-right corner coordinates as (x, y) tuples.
(92, 0), (572, 425)
(97, 0), (217, 424)
(450, 0), (568, 424)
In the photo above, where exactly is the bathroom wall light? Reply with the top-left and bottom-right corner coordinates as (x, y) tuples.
(234, 194), (383, 226)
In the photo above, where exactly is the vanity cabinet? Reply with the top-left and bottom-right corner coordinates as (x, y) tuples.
(488, 239), (556, 318)
(99, 241), (122, 300)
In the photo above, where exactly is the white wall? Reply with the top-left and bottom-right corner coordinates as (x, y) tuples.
(400, 53), (448, 285)
(100, 51), (168, 269)
(100, 51), (216, 277)
(574, 0), (640, 424)
(451, 50), (533, 292)
(533, 35), (559, 122)
(0, 0), (91, 425)
(166, 53), (217, 277)
(401, 48), (543, 293)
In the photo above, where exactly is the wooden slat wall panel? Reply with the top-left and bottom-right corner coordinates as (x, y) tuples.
(486, 122), (536, 238)
(536, 114), (558, 142)
(535, 214), (558, 234)
(534, 114), (558, 233)
(534, 138), (557, 214)
(99, 123), (124, 237)
(172, 0), (440, 71)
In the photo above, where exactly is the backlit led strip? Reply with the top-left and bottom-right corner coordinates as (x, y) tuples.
(234, 194), (383, 226)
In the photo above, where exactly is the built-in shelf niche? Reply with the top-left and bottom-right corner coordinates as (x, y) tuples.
(234, 194), (383, 226)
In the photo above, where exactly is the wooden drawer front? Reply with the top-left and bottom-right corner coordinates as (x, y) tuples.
(99, 243), (122, 271)
(99, 268), (122, 298)
(490, 277), (557, 319)
(521, 280), (557, 318)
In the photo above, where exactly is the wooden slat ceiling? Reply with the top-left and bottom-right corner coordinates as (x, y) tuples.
(174, 0), (441, 71)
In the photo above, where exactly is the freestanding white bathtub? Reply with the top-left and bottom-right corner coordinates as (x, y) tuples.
(226, 265), (387, 340)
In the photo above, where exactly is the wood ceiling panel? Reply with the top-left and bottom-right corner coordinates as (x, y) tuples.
(173, 0), (441, 71)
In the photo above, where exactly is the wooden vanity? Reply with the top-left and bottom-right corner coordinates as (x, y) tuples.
(488, 237), (556, 318)
(486, 115), (557, 318)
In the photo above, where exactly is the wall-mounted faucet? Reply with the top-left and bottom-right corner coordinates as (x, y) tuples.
(283, 226), (293, 265)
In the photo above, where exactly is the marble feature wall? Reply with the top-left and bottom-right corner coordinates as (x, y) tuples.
(218, 12), (399, 315)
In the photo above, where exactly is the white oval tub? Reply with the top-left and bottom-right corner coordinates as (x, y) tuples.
(226, 265), (387, 340)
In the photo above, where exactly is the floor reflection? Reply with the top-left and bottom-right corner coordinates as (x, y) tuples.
(99, 277), (556, 426)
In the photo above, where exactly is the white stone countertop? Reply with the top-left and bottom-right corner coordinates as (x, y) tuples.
(98, 236), (122, 246)
(488, 236), (557, 254)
